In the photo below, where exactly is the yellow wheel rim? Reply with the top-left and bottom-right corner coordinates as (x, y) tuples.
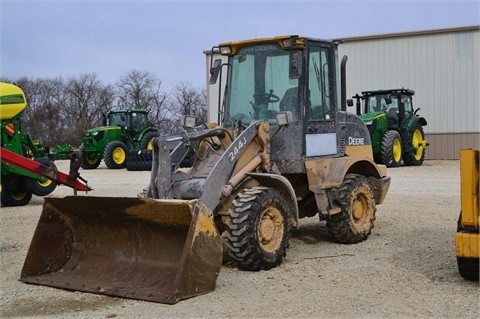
(258, 206), (284, 253)
(12, 190), (28, 201)
(86, 156), (99, 165)
(38, 178), (52, 187)
(147, 140), (154, 151)
(393, 137), (402, 162)
(412, 129), (425, 160)
(113, 147), (126, 164)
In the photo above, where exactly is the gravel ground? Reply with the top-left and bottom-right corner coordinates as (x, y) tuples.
(1, 159), (479, 319)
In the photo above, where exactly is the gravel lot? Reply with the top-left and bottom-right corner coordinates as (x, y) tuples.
(1, 159), (479, 318)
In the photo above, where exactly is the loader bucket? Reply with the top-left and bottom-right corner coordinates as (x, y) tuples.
(20, 196), (223, 304)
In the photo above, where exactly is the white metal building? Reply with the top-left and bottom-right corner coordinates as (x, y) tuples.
(338, 25), (479, 160)
(205, 26), (479, 159)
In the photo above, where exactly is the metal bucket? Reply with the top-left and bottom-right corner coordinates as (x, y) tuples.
(20, 196), (222, 304)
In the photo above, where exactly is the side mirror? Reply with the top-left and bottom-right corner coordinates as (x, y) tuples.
(209, 59), (222, 84)
(180, 115), (197, 128)
(385, 97), (392, 105)
(276, 111), (293, 126)
(347, 99), (354, 107)
(289, 50), (302, 79)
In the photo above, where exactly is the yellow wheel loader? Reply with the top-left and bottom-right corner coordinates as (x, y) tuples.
(20, 35), (391, 303)
(456, 148), (479, 281)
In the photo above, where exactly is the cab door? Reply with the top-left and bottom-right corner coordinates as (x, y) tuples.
(304, 43), (338, 157)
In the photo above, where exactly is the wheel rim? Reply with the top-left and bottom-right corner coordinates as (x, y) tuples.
(412, 129), (424, 160)
(258, 206), (284, 253)
(147, 140), (154, 151)
(86, 155), (99, 165)
(11, 190), (28, 201)
(113, 147), (126, 164)
(393, 138), (402, 162)
(351, 186), (373, 230)
(37, 178), (52, 188)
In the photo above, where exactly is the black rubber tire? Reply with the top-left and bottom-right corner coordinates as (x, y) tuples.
(103, 141), (127, 169)
(457, 257), (479, 281)
(126, 150), (153, 171)
(1, 182), (33, 207)
(327, 174), (376, 244)
(140, 131), (159, 151)
(24, 158), (57, 196)
(225, 186), (291, 271)
(402, 122), (426, 166)
(381, 130), (402, 167)
(79, 144), (101, 169)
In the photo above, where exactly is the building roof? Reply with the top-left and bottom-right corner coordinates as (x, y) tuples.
(336, 25), (479, 43)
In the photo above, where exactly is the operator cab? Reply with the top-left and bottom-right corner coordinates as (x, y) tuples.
(210, 36), (347, 172)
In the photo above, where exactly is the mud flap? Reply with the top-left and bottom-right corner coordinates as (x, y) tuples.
(20, 196), (223, 304)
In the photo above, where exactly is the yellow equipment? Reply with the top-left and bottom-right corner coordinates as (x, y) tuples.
(455, 148), (479, 280)
(20, 36), (391, 303)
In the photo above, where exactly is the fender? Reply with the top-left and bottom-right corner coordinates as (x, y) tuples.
(246, 172), (300, 229)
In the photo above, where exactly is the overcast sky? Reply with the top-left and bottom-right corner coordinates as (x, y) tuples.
(1, 0), (479, 91)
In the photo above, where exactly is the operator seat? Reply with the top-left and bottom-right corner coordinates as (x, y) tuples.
(280, 87), (299, 121)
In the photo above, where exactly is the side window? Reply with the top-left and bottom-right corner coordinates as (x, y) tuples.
(308, 47), (332, 121)
(402, 96), (413, 115)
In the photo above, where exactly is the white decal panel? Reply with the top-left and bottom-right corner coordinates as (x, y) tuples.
(306, 133), (337, 157)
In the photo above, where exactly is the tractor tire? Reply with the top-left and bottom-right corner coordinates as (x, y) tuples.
(327, 174), (376, 244)
(403, 122), (426, 166)
(104, 141), (127, 169)
(225, 186), (291, 271)
(380, 130), (402, 167)
(457, 257), (479, 281)
(140, 131), (159, 151)
(126, 150), (153, 171)
(1, 181), (33, 207)
(79, 144), (101, 169)
(24, 158), (57, 196)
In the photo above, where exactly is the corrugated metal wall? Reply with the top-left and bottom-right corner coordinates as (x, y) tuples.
(338, 26), (480, 159)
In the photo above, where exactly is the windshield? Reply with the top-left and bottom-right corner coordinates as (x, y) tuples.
(365, 95), (397, 113)
(224, 43), (299, 126)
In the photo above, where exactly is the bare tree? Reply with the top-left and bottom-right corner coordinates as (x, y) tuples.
(12, 77), (69, 147)
(63, 73), (115, 145)
(116, 70), (169, 127)
(169, 82), (208, 125)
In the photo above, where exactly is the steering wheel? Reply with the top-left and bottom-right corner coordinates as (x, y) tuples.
(255, 90), (280, 104)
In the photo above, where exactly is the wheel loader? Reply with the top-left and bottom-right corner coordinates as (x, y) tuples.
(20, 35), (391, 304)
(456, 148), (479, 281)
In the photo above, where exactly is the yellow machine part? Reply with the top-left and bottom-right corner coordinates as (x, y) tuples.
(20, 196), (223, 304)
(0, 82), (27, 119)
(456, 148), (479, 259)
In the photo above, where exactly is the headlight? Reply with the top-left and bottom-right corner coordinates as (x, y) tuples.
(363, 120), (373, 126)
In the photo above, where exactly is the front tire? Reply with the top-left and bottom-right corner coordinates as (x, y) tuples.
(79, 144), (101, 169)
(381, 130), (402, 167)
(104, 141), (127, 169)
(140, 131), (159, 151)
(225, 186), (291, 271)
(327, 174), (376, 244)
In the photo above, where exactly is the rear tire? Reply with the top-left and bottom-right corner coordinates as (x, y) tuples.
(126, 150), (153, 171)
(140, 132), (159, 151)
(104, 141), (127, 169)
(457, 257), (479, 281)
(24, 158), (57, 196)
(403, 122), (426, 166)
(1, 181), (33, 207)
(381, 130), (402, 167)
(79, 144), (101, 169)
(327, 174), (376, 244)
(225, 187), (291, 271)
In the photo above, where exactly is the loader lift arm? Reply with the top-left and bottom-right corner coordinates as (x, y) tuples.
(0, 147), (91, 192)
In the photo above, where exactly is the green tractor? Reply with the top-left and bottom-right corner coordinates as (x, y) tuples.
(350, 88), (428, 167)
(79, 109), (159, 169)
(0, 82), (58, 206)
